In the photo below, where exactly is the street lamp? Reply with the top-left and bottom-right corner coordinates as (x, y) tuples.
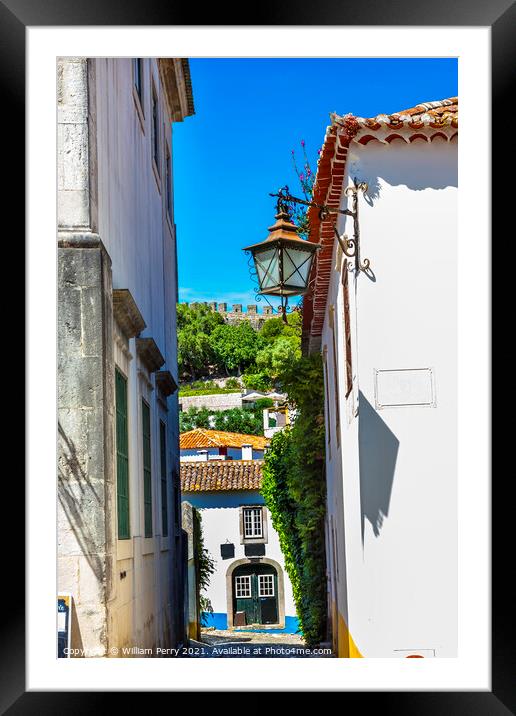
(243, 194), (320, 321)
(244, 182), (371, 322)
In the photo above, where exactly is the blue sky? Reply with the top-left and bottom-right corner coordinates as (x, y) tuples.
(173, 58), (457, 311)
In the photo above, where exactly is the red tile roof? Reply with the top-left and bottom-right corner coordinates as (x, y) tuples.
(180, 428), (268, 451)
(302, 97), (458, 349)
(181, 459), (263, 492)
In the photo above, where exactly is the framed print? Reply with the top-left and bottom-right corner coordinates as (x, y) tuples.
(7, 0), (508, 708)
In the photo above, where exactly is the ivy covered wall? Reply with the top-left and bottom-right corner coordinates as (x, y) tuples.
(261, 353), (327, 646)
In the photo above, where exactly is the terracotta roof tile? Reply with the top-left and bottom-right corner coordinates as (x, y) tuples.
(180, 428), (268, 451)
(181, 459), (263, 492)
(302, 97), (458, 348)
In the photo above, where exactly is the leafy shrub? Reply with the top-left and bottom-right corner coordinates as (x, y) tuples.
(261, 353), (327, 646)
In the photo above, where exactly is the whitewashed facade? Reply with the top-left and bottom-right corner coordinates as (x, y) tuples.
(303, 99), (458, 657)
(181, 459), (298, 633)
(57, 58), (194, 656)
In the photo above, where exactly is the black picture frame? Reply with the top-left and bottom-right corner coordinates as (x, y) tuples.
(8, 0), (507, 708)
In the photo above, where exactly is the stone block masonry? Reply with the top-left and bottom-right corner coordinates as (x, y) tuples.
(58, 234), (116, 658)
(186, 301), (276, 329)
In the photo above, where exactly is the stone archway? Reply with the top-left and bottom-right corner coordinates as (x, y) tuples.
(225, 557), (286, 629)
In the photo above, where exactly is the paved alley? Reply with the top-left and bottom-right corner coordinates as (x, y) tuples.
(185, 629), (334, 658)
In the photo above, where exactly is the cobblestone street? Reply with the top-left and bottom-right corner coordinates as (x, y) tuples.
(186, 629), (334, 658)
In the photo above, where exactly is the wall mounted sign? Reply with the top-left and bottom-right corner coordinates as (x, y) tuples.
(245, 543), (266, 557)
(220, 543), (235, 559)
(57, 593), (72, 658)
(374, 368), (436, 409)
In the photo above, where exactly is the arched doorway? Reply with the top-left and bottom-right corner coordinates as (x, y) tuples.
(225, 558), (285, 629)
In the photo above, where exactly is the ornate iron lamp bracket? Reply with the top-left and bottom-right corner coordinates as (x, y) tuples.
(270, 179), (371, 273)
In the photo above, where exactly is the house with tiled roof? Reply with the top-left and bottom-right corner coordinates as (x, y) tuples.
(180, 431), (298, 634)
(304, 98), (458, 658)
(180, 428), (268, 461)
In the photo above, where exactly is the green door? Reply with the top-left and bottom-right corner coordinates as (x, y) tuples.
(233, 564), (278, 626)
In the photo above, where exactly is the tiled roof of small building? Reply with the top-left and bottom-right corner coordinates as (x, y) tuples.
(179, 428), (268, 451)
(351, 96), (458, 130)
(302, 97), (458, 349)
(181, 459), (263, 492)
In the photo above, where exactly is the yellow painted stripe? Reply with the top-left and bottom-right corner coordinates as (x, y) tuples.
(337, 611), (363, 658)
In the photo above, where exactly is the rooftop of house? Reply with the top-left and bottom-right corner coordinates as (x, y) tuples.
(349, 96), (458, 129)
(179, 428), (268, 451)
(302, 96), (458, 350)
(181, 459), (263, 492)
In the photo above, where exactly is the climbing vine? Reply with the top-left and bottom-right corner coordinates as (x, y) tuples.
(261, 352), (327, 646)
(193, 508), (216, 627)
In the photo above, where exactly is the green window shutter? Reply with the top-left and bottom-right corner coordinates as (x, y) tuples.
(160, 420), (168, 537)
(142, 400), (153, 538)
(115, 369), (130, 539)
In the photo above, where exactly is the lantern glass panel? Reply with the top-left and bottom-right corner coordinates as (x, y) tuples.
(255, 247), (280, 290)
(282, 246), (314, 288)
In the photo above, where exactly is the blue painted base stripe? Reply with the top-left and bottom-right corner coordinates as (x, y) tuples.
(201, 613), (300, 634)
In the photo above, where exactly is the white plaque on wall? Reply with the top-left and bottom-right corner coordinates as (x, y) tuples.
(374, 368), (436, 409)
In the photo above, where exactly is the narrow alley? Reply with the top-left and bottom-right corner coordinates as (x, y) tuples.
(186, 629), (333, 658)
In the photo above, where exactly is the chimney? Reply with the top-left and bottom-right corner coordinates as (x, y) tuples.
(241, 444), (253, 460)
(196, 449), (209, 461)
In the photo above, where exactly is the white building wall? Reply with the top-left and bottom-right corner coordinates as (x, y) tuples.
(93, 58), (181, 653)
(183, 491), (297, 627)
(322, 136), (457, 657)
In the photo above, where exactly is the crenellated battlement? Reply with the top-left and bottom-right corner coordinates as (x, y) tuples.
(184, 301), (275, 327)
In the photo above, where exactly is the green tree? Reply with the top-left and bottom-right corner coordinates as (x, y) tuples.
(212, 407), (263, 435)
(179, 406), (212, 432)
(176, 303), (224, 380)
(209, 321), (259, 375)
(255, 335), (302, 384)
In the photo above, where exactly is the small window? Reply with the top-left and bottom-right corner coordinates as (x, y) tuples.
(172, 470), (181, 536)
(115, 369), (130, 540)
(235, 575), (252, 598)
(142, 400), (153, 538)
(165, 143), (172, 219)
(159, 420), (168, 537)
(151, 84), (160, 174)
(133, 59), (143, 106)
(341, 259), (353, 397)
(243, 507), (262, 539)
(258, 574), (275, 598)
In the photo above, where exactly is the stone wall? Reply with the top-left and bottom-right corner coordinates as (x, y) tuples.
(179, 391), (243, 413)
(187, 301), (274, 330)
(58, 236), (115, 657)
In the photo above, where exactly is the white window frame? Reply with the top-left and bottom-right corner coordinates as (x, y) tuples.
(239, 505), (268, 545)
(258, 574), (275, 598)
(235, 575), (252, 599)
(243, 507), (262, 539)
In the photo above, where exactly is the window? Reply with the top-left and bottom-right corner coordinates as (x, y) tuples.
(329, 306), (341, 444)
(243, 507), (262, 539)
(342, 259), (353, 397)
(165, 143), (172, 219)
(159, 420), (168, 537)
(151, 84), (160, 174)
(258, 574), (275, 598)
(133, 59), (143, 106)
(172, 470), (181, 536)
(115, 369), (130, 539)
(142, 400), (153, 537)
(235, 575), (252, 598)
(323, 346), (331, 453)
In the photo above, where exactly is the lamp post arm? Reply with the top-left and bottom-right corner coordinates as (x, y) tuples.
(270, 182), (371, 272)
